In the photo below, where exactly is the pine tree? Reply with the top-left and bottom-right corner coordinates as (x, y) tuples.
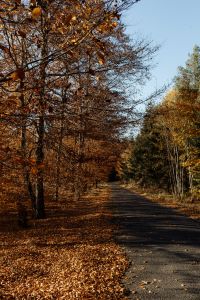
(129, 105), (170, 190)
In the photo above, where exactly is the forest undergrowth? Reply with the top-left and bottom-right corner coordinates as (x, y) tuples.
(0, 185), (129, 300)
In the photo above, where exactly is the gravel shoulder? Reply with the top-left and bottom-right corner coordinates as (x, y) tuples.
(110, 183), (200, 300)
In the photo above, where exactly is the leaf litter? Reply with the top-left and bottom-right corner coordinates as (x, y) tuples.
(0, 186), (129, 299)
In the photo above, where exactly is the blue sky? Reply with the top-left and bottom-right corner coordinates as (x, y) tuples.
(123, 0), (200, 101)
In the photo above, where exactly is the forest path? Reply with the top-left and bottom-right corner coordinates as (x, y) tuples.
(109, 183), (200, 300)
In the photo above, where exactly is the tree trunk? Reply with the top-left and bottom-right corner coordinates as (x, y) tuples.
(186, 142), (194, 194)
(55, 101), (65, 201)
(20, 79), (36, 214)
(22, 122), (36, 212)
(34, 14), (48, 218)
(35, 116), (45, 218)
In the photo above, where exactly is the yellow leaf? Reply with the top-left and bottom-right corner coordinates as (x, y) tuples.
(29, 158), (36, 165)
(98, 58), (104, 65)
(10, 72), (19, 80)
(97, 52), (105, 65)
(32, 7), (42, 19)
(65, 14), (76, 25)
(71, 38), (77, 44)
(58, 27), (65, 34)
(112, 21), (118, 28)
(10, 69), (25, 81)
(31, 167), (38, 175)
(71, 15), (77, 21)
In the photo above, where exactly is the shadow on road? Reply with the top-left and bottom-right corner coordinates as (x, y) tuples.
(109, 183), (200, 299)
(109, 183), (200, 247)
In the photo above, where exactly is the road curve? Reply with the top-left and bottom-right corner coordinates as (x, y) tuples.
(109, 183), (200, 300)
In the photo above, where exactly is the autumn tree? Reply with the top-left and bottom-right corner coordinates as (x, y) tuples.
(158, 92), (187, 198)
(174, 45), (200, 198)
(0, 0), (157, 220)
(121, 45), (200, 200)
(159, 46), (200, 198)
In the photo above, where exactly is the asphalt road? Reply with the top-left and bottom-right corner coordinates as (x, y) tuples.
(110, 183), (200, 300)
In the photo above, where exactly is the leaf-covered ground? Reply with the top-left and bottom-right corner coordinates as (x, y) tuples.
(0, 186), (128, 299)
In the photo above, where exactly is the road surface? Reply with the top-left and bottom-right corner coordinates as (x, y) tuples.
(110, 183), (200, 300)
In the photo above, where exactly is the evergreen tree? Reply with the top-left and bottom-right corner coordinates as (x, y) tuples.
(129, 105), (170, 190)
